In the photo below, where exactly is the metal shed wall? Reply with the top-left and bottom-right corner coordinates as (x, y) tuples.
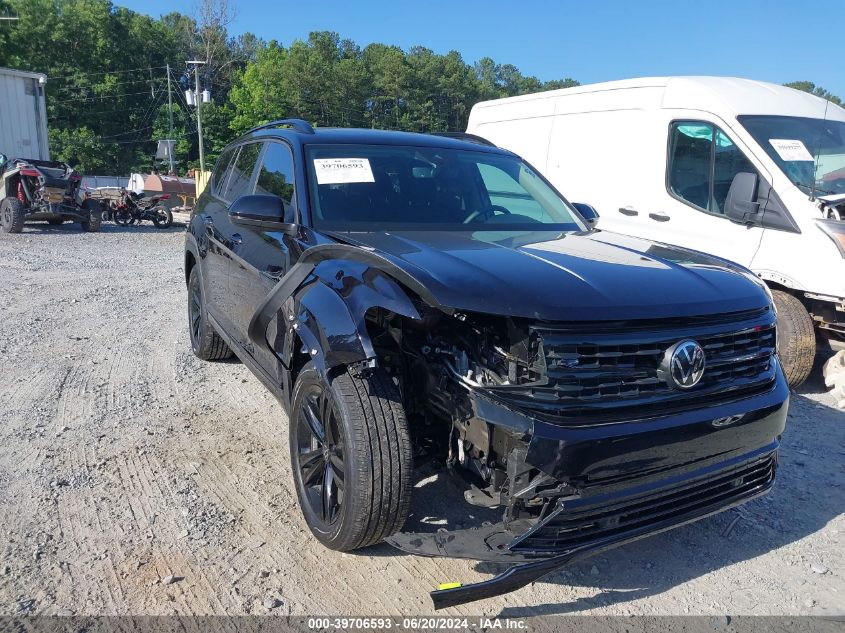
(0, 67), (49, 160)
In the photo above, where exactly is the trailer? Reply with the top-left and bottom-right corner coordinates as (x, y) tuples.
(0, 67), (49, 161)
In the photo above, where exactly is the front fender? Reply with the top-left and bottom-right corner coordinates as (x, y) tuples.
(249, 244), (425, 371)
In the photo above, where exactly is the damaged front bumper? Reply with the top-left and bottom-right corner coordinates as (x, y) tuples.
(387, 368), (789, 608)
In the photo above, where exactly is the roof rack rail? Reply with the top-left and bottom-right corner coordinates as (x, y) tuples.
(249, 118), (315, 135)
(431, 132), (496, 147)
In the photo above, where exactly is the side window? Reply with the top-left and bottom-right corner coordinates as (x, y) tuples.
(223, 142), (262, 201)
(476, 163), (551, 222)
(255, 142), (296, 221)
(211, 147), (236, 197)
(668, 122), (759, 214)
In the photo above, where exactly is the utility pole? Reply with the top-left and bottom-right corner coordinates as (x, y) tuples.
(166, 63), (175, 175)
(186, 60), (207, 174)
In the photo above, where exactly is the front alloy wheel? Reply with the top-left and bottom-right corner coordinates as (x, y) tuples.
(294, 384), (346, 526)
(290, 363), (412, 551)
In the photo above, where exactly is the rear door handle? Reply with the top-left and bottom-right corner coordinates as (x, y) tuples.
(618, 207), (639, 216)
(648, 212), (671, 222)
(231, 233), (243, 246)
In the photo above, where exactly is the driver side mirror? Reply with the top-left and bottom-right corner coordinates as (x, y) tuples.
(724, 172), (761, 224)
(572, 202), (599, 228)
(229, 194), (296, 232)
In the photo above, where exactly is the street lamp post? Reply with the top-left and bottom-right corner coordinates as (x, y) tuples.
(186, 60), (207, 174)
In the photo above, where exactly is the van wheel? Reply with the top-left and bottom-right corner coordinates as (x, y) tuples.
(290, 362), (412, 551)
(773, 290), (815, 388)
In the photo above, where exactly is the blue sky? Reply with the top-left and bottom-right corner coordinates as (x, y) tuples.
(118, 0), (845, 98)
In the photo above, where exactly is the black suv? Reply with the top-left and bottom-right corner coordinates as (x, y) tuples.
(185, 120), (788, 608)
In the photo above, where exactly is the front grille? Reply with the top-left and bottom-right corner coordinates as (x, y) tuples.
(487, 307), (777, 423)
(509, 452), (776, 555)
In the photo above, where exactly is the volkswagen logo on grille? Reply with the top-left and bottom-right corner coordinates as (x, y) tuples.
(660, 340), (706, 389)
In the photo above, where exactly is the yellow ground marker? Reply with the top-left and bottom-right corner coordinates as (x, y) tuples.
(438, 582), (463, 590)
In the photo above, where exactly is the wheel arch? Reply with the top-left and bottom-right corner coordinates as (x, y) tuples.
(249, 244), (431, 377)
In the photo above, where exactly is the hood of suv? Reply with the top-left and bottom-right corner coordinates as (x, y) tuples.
(327, 229), (769, 321)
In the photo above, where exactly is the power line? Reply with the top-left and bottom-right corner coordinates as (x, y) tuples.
(53, 77), (168, 94)
(52, 89), (160, 104)
(49, 65), (169, 82)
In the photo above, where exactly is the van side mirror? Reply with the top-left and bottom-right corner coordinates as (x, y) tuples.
(229, 194), (295, 231)
(724, 172), (760, 224)
(572, 202), (599, 228)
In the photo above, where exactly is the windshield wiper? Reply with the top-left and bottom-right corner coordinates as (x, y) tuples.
(795, 181), (835, 196)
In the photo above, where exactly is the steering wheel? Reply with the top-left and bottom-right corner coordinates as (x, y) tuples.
(463, 204), (511, 224)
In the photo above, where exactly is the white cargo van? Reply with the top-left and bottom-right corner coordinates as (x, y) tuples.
(467, 76), (845, 387)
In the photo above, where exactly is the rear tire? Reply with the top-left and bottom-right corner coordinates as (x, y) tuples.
(152, 206), (173, 228)
(773, 290), (815, 388)
(290, 362), (412, 551)
(0, 197), (25, 234)
(187, 265), (233, 360)
(80, 200), (102, 232)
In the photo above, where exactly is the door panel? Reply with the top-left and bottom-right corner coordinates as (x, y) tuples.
(656, 119), (766, 267)
(227, 141), (299, 377)
(216, 142), (262, 325)
(202, 147), (238, 331)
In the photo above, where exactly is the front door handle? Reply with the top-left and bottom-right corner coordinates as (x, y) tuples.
(648, 212), (670, 222)
(618, 207), (639, 216)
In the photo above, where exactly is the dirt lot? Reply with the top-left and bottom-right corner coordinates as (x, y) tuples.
(0, 222), (843, 619)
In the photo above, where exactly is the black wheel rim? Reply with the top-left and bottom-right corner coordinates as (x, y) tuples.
(189, 279), (202, 346)
(296, 385), (345, 526)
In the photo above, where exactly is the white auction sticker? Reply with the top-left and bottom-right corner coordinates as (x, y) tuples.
(769, 139), (815, 162)
(313, 158), (375, 184)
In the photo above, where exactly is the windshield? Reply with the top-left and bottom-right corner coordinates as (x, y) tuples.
(305, 144), (585, 231)
(739, 115), (845, 195)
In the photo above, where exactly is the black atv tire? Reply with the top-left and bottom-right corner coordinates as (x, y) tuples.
(0, 197), (26, 234)
(47, 217), (64, 225)
(773, 290), (815, 388)
(152, 206), (173, 229)
(80, 200), (102, 232)
(290, 362), (412, 551)
(187, 266), (233, 360)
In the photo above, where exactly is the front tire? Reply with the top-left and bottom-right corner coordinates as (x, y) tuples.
(773, 290), (815, 388)
(290, 363), (412, 551)
(0, 197), (25, 234)
(187, 265), (233, 360)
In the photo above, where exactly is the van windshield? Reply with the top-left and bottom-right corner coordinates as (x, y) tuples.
(305, 144), (586, 231)
(739, 115), (845, 195)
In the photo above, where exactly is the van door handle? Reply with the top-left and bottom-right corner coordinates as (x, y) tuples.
(648, 212), (670, 222)
(618, 207), (639, 216)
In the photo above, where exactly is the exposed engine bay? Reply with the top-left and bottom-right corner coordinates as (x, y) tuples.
(366, 305), (553, 529)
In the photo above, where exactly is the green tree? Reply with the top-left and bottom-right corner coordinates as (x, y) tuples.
(784, 81), (842, 106)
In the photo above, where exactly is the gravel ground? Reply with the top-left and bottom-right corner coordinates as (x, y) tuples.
(0, 222), (842, 619)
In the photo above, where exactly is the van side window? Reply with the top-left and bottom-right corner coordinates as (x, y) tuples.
(255, 142), (296, 221)
(668, 122), (758, 215)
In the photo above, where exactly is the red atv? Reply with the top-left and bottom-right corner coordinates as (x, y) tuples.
(0, 153), (102, 234)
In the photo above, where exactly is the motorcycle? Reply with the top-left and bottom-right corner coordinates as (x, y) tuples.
(111, 189), (173, 228)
